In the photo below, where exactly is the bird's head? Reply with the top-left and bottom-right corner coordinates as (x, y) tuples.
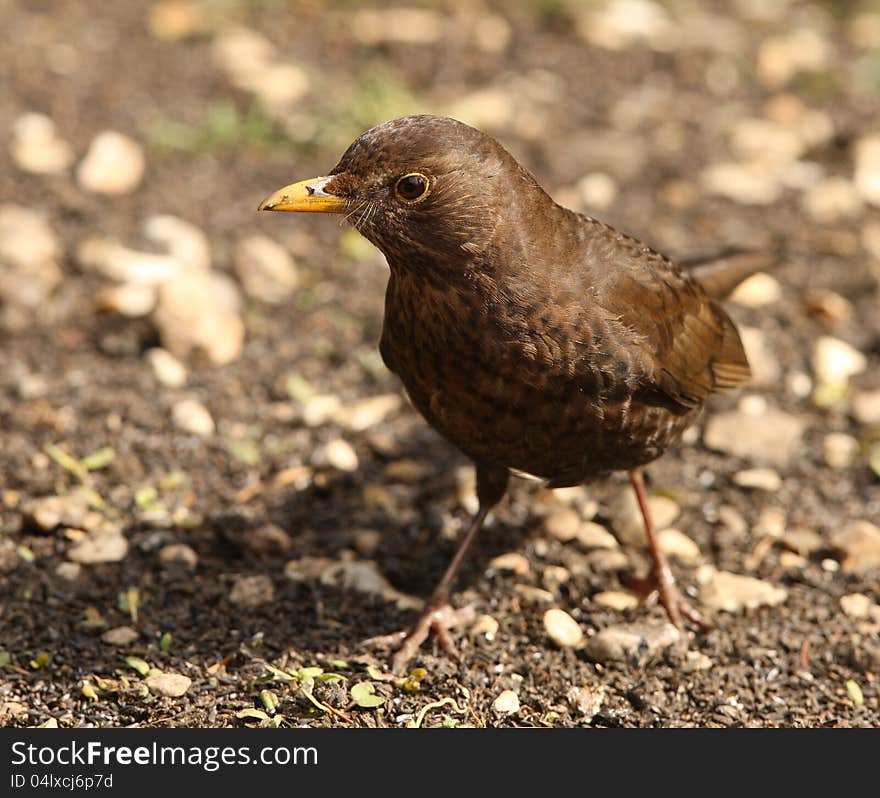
(259, 115), (545, 274)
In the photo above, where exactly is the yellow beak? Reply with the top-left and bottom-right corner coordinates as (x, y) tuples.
(258, 176), (347, 213)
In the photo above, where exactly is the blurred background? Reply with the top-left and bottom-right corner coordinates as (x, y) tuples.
(1, 0), (879, 728)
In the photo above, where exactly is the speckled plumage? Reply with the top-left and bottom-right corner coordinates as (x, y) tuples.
(321, 116), (750, 487)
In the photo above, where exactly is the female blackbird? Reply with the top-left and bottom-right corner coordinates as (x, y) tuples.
(260, 114), (761, 671)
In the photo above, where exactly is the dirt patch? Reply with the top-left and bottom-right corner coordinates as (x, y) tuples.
(1, 0), (878, 728)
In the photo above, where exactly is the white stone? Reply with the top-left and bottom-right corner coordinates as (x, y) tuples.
(592, 590), (639, 611)
(77, 131), (145, 195)
(584, 622), (680, 663)
(852, 390), (880, 425)
(159, 543), (198, 569)
(657, 528), (702, 564)
(102, 626), (139, 646)
(68, 531), (129, 564)
(733, 467), (782, 492)
(172, 399), (215, 437)
(492, 690), (520, 715)
(235, 235), (299, 304)
(701, 162), (782, 205)
(578, 172), (618, 209)
(229, 574), (275, 607)
(332, 394), (401, 431)
(11, 112), (74, 174)
(854, 134), (880, 206)
(811, 336), (866, 386)
(543, 608), (584, 648)
(488, 552), (530, 575)
(321, 438), (359, 472)
(144, 673), (191, 697)
(830, 520), (880, 574)
(155, 271), (244, 365)
(729, 273), (782, 307)
(757, 29), (832, 89)
(704, 408), (806, 467)
(823, 433), (859, 469)
(99, 283), (157, 317)
(803, 177), (863, 222)
(0, 204), (59, 267)
(146, 348), (188, 388)
(699, 569), (788, 612)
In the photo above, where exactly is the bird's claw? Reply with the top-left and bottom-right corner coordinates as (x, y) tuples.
(362, 602), (477, 674)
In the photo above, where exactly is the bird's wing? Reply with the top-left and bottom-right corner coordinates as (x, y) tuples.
(591, 245), (751, 411)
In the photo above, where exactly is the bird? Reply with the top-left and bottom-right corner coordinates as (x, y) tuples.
(259, 114), (769, 673)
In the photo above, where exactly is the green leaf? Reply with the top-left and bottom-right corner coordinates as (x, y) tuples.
(81, 446), (116, 471)
(350, 681), (385, 709)
(236, 708), (270, 722)
(159, 632), (173, 653)
(260, 689), (280, 713)
(846, 679), (865, 707)
(0, 650), (10, 668)
(125, 656), (151, 677)
(135, 486), (159, 510)
(295, 666), (325, 681)
(228, 439), (261, 466)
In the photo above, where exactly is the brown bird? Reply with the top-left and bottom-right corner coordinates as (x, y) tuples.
(260, 114), (767, 672)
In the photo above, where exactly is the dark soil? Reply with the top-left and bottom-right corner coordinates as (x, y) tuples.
(1, 0), (878, 728)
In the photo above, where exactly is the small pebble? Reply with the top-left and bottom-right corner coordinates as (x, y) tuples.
(566, 685), (605, 721)
(54, 561), (82, 581)
(657, 528), (701, 564)
(24, 494), (89, 531)
(840, 593), (880, 621)
(592, 590), (639, 611)
(543, 607), (584, 648)
(733, 467), (782, 492)
(11, 112), (74, 174)
(852, 390), (880, 426)
(823, 433), (859, 469)
(246, 524), (292, 554)
(321, 438), (359, 472)
(144, 673), (191, 698)
(172, 399), (215, 437)
(811, 336), (866, 387)
(704, 408), (806, 467)
(101, 626), (139, 646)
(781, 527), (823, 556)
(492, 690), (520, 715)
(699, 569), (788, 612)
(332, 394), (401, 431)
(829, 520), (880, 574)
(729, 273), (782, 307)
(77, 131), (145, 194)
(234, 234), (299, 304)
(68, 532), (129, 564)
(229, 574), (275, 607)
(488, 552), (530, 575)
(159, 543), (199, 569)
(146, 348), (187, 388)
(470, 614), (499, 639)
(585, 622), (680, 663)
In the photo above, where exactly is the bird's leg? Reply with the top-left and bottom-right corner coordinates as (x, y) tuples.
(628, 468), (711, 631)
(366, 464), (509, 674)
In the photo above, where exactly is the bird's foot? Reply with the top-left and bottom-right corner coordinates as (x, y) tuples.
(628, 569), (713, 633)
(363, 602), (476, 674)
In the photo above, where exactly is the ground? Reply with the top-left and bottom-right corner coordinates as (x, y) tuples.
(1, 0), (879, 728)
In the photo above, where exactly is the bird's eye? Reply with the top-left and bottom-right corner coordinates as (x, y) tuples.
(394, 173), (430, 203)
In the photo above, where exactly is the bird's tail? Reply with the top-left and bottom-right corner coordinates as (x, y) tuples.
(677, 239), (784, 301)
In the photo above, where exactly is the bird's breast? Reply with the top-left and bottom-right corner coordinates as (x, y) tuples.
(380, 272), (693, 482)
